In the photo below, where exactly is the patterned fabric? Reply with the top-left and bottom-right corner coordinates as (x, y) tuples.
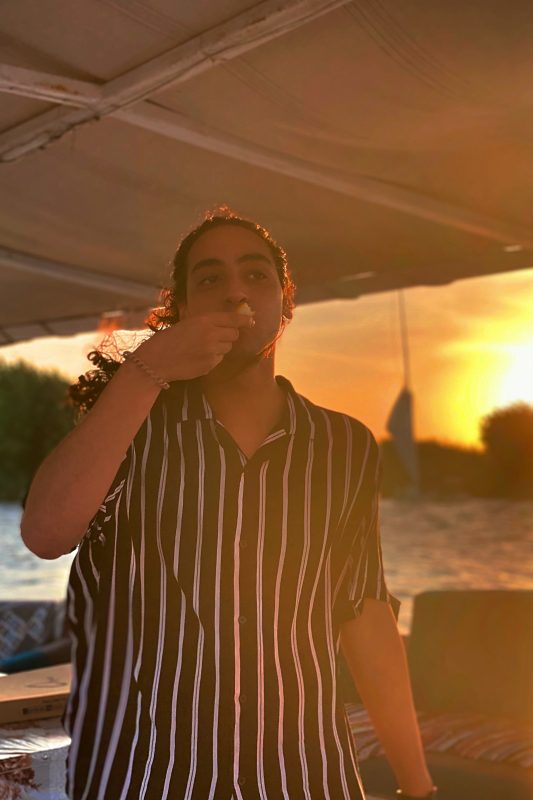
(0, 602), (65, 660)
(346, 703), (533, 768)
(63, 375), (400, 799)
(0, 754), (38, 799)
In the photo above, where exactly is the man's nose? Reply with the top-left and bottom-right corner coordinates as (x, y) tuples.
(224, 277), (248, 305)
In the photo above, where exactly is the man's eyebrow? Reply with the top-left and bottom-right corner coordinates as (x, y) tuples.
(190, 252), (274, 274)
(190, 258), (224, 274)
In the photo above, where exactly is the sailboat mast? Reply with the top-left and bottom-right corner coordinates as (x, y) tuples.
(398, 289), (411, 390)
(387, 288), (421, 494)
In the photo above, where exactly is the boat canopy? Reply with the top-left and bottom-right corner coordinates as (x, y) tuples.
(1, 0), (532, 344)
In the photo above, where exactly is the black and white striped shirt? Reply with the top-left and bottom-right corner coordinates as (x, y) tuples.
(63, 374), (400, 800)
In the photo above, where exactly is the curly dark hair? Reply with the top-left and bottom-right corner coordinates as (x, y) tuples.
(68, 207), (296, 416)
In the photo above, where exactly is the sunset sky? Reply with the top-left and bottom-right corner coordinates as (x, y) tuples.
(2, 265), (533, 449)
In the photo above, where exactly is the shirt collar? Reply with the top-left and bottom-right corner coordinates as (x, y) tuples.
(165, 374), (313, 438)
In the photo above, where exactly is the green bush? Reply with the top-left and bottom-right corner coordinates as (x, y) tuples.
(480, 403), (533, 498)
(0, 360), (75, 502)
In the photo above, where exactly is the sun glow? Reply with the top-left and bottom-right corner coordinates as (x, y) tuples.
(440, 338), (533, 445)
(496, 342), (533, 407)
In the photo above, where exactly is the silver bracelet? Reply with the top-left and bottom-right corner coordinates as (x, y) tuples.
(123, 351), (170, 390)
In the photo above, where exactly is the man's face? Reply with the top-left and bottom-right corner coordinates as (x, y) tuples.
(178, 224), (286, 362)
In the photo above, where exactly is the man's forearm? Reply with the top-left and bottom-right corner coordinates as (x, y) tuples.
(21, 359), (161, 559)
(340, 599), (434, 797)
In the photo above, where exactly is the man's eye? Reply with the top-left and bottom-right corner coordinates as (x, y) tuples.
(249, 270), (267, 279)
(198, 275), (217, 285)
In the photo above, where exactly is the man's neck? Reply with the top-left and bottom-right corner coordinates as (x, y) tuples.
(199, 356), (284, 421)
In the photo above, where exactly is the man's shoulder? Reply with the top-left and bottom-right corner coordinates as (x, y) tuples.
(295, 390), (377, 447)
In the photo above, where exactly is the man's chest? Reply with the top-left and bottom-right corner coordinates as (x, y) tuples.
(130, 423), (356, 577)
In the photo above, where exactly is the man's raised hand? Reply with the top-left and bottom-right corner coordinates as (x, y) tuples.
(134, 311), (255, 382)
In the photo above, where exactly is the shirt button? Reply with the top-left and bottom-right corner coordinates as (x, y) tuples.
(240, 693), (247, 703)
(238, 615), (247, 625)
(240, 539), (248, 549)
(238, 776), (246, 786)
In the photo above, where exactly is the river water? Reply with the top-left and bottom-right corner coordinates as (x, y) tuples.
(2, 498), (532, 635)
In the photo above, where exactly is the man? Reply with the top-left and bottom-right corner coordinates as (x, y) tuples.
(21, 211), (436, 799)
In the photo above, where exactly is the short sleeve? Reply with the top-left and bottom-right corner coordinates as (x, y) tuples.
(68, 449), (130, 554)
(334, 433), (401, 626)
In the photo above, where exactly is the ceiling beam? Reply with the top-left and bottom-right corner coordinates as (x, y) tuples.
(0, 245), (158, 301)
(1, 1), (531, 252)
(0, 0), (351, 161)
(0, 308), (151, 346)
(0, 63), (101, 107)
(2, 69), (531, 251)
(297, 261), (533, 303)
(113, 102), (533, 251)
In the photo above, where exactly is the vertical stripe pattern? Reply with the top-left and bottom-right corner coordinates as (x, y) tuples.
(63, 375), (400, 799)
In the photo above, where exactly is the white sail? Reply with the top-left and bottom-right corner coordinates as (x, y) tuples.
(386, 386), (420, 491)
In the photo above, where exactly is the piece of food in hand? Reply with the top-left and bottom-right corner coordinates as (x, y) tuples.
(236, 300), (254, 317)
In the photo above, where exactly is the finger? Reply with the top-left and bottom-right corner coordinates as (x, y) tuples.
(214, 342), (234, 355)
(217, 328), (240, 342)
(210, 353), (225, 368)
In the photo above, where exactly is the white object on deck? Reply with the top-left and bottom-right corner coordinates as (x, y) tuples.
(0, 717), (69, 799)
